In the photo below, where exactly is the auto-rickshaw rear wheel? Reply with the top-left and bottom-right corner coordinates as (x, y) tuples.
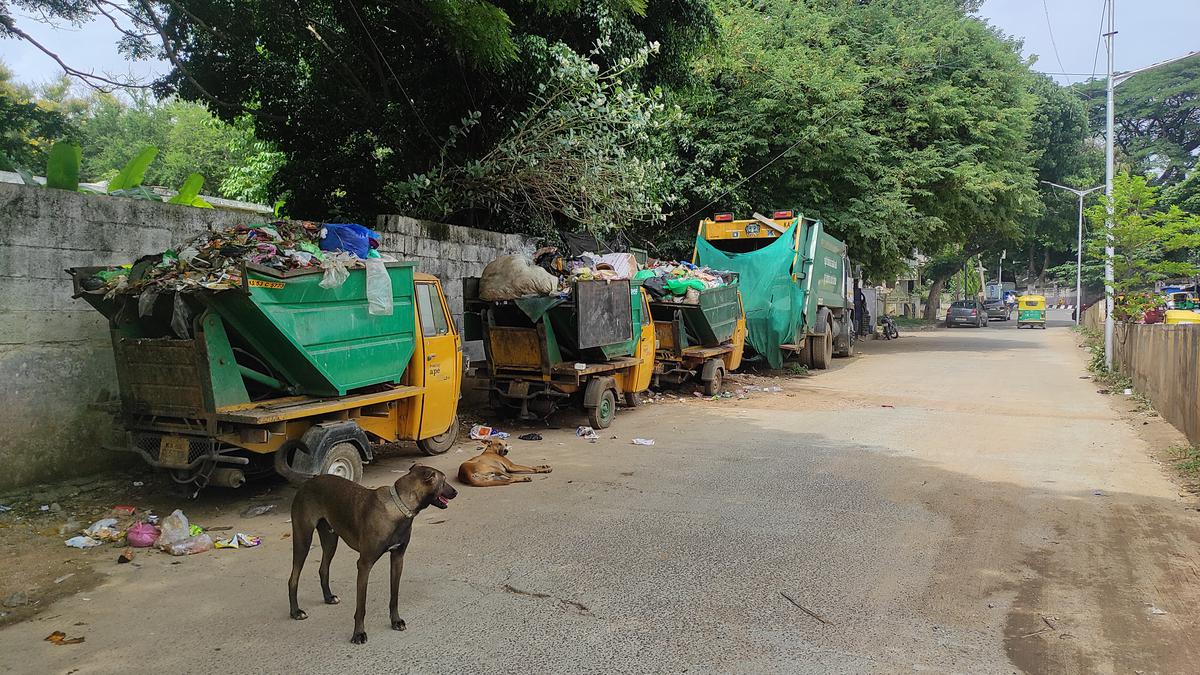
(588, 388), (617, 429)
(417, 414), (459, 455)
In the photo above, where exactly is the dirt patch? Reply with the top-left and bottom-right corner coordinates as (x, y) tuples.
(0, 470), (294, 627)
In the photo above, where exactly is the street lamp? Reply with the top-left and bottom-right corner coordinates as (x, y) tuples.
(1041, 181), (1103, 325)
(1101, 1), (1198, 368)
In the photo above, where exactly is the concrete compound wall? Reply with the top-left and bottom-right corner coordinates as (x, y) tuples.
(1082, 303), (1200, 447)
(0, 183), (250, 489)
(0, 184), (529, 489)
(1112, 323), (1200, 448)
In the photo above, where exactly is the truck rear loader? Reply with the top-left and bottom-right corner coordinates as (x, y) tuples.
(694, 211), (854, 369)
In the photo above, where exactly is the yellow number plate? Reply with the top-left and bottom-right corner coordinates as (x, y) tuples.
(159, 436), (191, 467)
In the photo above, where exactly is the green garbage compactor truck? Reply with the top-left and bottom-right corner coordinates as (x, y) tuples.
(68, 263), (463, 491)
(693, 210), (855, 369)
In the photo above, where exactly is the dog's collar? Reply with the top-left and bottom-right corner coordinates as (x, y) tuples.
(387, 485), (416, 519)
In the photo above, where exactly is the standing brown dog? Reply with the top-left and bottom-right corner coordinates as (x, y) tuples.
(458, 440), (552, 487)
(287, 464), (457, 644)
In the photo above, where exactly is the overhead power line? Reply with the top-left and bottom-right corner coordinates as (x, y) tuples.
(1041, 0), (1071, 83)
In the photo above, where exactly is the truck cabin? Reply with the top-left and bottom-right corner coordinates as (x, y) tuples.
(696, 210), (803, 254)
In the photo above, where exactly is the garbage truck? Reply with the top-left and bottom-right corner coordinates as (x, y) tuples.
(693, 210), (854, 369)
(69, 261), (463, 490)
(464, 277), (655, 429)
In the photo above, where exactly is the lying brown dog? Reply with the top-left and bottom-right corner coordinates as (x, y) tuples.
(288, 464), (457, 644)
(458, 440), (552, 487)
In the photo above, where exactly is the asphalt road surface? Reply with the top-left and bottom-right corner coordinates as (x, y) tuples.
(4, 310), (1199, 674)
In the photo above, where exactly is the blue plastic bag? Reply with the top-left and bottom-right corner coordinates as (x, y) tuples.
(319, 223), (379, 259)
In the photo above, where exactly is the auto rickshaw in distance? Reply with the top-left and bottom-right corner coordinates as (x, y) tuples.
(464, 277), (655, 429)
(1016, 294), (1047, 329)
(69, 262), (463, 490)
(648, 281), (746, 395)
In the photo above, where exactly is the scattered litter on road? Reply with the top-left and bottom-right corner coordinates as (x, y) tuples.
(3, 591), (28, 607)
(576, 426), (598, 440)
(779, 591), (832, 625)
(241, 504), (277, 518)
(132, 482), (144, 487)
(215, 533), (262, 549)
(54, 574), (75, 584)
(1147, 604), (1168, 616)
(1092, 490), (1106, 497)
(881, 404), (895, 408)
(44, 631), (85, 646)
(0, 504), (11, 512)
(112, 505), (135, 516)
(39, 505), (50, 511)
(84, 518), (123, 542)
(117, 548), (136, 564)
(518, 433), (543, 441)
(1097, 389), (1110, 395)
(470, 425), (509, 440)
(188, 523), (204, 537)
(631, 438), (656, 446)
(1123, 388), (1133, 396)
(64, 536), (103, 549)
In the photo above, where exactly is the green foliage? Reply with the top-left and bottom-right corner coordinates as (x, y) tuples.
(392, 42), (676, 235)
(168, 173), (213, 208)
(107, 145), (158, 193)
(1085, 174), (1200, 296)
(155, 0), (715, 220)
(1075, 53), (1200, 187)
(0, 61), (76, 172)
(45, 141), (80, 190)
(1170, 445), (1200, 477)
(663, 0), (1041, 276)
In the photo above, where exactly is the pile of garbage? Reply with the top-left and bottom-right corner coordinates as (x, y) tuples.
(478, 247), (642, 301)
(476, 247), (734, 303)
(62, 507), (261, 557)
(79, 221), (384, 298)
(636, 260), (735, 303)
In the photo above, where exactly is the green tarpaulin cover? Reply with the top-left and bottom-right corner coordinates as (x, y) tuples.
(695, 224), (804, 368)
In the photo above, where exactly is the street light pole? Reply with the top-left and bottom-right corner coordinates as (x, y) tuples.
(1103, 0), (1116, 368)
(1041, 181), (1103, 326)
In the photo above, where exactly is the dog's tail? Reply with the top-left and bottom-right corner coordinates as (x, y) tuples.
(274, 445), (317, 484)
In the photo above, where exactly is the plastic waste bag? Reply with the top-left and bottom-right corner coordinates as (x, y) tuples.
(319, 223), (379, 259)
(319, 252), (355, 289)
(138, 288), (158, 317)
(64, 536), (103, 549)
(365, 258), (393, 316)
(126, 521), (160, 548)
(479, 255), (558, 301)
(171, 293), (193, 339)
(154, 509), (190, 550)
(163, 533), (213, 556)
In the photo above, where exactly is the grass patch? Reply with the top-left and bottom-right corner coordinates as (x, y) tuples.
(1170, 446), (1200, 477)
(785, 363), (809, 376)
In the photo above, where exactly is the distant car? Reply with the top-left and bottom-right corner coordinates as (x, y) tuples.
(945, 300), (989, 328)
(984, 299), (1011, 321)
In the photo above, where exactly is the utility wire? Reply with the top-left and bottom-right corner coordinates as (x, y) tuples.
(1089, 0), (1109, 82)
(659, 57), (968, 241)
(1041, 0), (1071, 83)
(345, 0), (438, 145)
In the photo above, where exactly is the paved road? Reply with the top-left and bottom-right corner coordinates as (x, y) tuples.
(4, 313), (1199, 673)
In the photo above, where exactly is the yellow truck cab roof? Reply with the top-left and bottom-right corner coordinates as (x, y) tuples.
(699, 215), (794, 241)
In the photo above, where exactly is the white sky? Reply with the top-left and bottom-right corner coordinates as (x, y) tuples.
(0, 1), (1197, 88)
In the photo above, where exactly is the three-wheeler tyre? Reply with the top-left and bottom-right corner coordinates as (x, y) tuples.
(588, 388), (617, 429)
(701, 358), (725, 396)
(417, 414), (460, 456)
(320, 442), (363, 482)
